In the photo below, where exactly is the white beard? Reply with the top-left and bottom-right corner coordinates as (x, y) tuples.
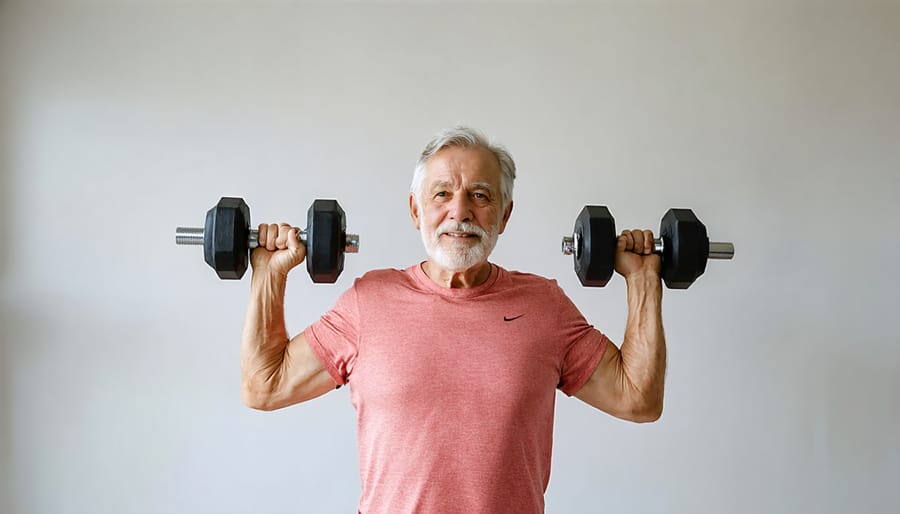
(421, 220), (500, 272)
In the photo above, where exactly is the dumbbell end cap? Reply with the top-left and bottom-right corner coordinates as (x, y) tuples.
(709, 242), (735, 260)
(345, 234), (360, 253)
(175, 227), (204, 245)
(561, 236), (575, 256)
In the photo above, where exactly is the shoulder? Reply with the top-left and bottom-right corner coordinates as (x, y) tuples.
(499, 266), (560, 287)
(496, 266), (566, 297)
(351, 266), (420, 293)
(356, 267), (408, 282)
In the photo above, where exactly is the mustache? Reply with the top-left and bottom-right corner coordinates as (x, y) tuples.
(434, 221), (488, 239)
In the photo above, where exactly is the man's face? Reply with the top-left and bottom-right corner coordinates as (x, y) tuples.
(410, 145), (513, 272)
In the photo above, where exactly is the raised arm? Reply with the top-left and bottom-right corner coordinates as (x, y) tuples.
(240, 223), (336, 411)
(575, 229), (666, 423)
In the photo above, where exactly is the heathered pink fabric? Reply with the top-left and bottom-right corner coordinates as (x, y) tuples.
(305, 264), (608, 514)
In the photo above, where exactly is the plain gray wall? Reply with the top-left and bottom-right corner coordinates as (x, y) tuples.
(1, 1), (898, 513)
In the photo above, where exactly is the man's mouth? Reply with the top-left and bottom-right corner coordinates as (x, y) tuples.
(443, 231), (479, 239)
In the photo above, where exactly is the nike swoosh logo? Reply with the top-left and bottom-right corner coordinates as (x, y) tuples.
(503, 314), (524, 322)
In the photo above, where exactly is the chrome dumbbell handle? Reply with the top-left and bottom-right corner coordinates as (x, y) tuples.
(175, 226), (360, 253)
(650, 239), (734, 260)
(174, 227), (205, 245)
(707, 242), (735, 260)
(561, 235), (734, 260)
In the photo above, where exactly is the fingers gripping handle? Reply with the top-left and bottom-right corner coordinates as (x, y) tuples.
(246, 227), (307, 249)
(243, 228), (361, 253)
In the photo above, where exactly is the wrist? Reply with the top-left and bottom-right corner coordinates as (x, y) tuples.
(251, 267), (290, 290)
(624, 269), (662, 287)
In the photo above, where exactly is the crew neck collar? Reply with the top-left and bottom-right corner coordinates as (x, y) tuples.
(409, 262), (502, 298)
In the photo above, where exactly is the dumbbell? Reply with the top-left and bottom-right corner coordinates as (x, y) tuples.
(561, 206), (733, 289)
(175, 197), (359, 282)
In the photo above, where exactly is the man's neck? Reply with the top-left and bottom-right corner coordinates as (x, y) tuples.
(421, 260), (492, 289)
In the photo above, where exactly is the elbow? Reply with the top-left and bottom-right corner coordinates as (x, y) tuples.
(624, 395), (663, 423)
(242, 394), (276, 412)
(631, 405), (663, 423)
(241, 381), (281, 411)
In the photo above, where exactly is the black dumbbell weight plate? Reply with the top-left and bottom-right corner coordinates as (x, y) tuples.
(659, 209), (709, 289)
(574, 205), (617, 287)
(306, 199), (346, 283)
(204, 197), (251, 280)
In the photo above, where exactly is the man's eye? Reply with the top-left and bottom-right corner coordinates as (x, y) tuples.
(473, 193), (488, 200)
(435, 192), (447, 198)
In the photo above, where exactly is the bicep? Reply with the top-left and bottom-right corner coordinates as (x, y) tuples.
(573, 340), (634, 420)
(272, 332), (338, 408)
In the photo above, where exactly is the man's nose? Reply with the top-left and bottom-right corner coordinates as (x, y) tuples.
(448, 193), (473, 222)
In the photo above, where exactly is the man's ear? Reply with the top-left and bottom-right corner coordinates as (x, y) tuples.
(498, 201), (513, 234)
(409, 193), (420, 230)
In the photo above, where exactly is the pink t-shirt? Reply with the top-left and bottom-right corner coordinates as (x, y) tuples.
(305, 264), (608, 514)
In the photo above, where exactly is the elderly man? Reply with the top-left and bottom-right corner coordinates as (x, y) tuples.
(240, 127), (665, 513)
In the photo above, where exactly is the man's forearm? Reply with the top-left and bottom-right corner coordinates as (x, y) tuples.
(620, 270), (666, 413)
(240, 271), (291, 400)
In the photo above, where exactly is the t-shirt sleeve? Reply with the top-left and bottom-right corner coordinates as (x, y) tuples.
(553, 283), (610, 396)
(304, 282), (361, 386)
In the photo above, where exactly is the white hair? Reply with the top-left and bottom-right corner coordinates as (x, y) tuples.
(410, 126), (516, 208)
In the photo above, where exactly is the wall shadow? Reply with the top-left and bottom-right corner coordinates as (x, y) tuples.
(0, 308), (12, 514)
(0, 4), (14, 512)
(0, 149), (12, 509)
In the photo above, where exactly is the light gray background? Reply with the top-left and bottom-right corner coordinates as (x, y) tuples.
(1, 1), (898, 513)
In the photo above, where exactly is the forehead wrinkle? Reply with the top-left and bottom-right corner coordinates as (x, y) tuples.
(427, 179), (497, 195)
(469, 181), (496, 193)
(427, 146), (500, 176)
(428, 179), (455, 192)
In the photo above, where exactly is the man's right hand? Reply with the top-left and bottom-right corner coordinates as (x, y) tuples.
(252, 223), (307, 277)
